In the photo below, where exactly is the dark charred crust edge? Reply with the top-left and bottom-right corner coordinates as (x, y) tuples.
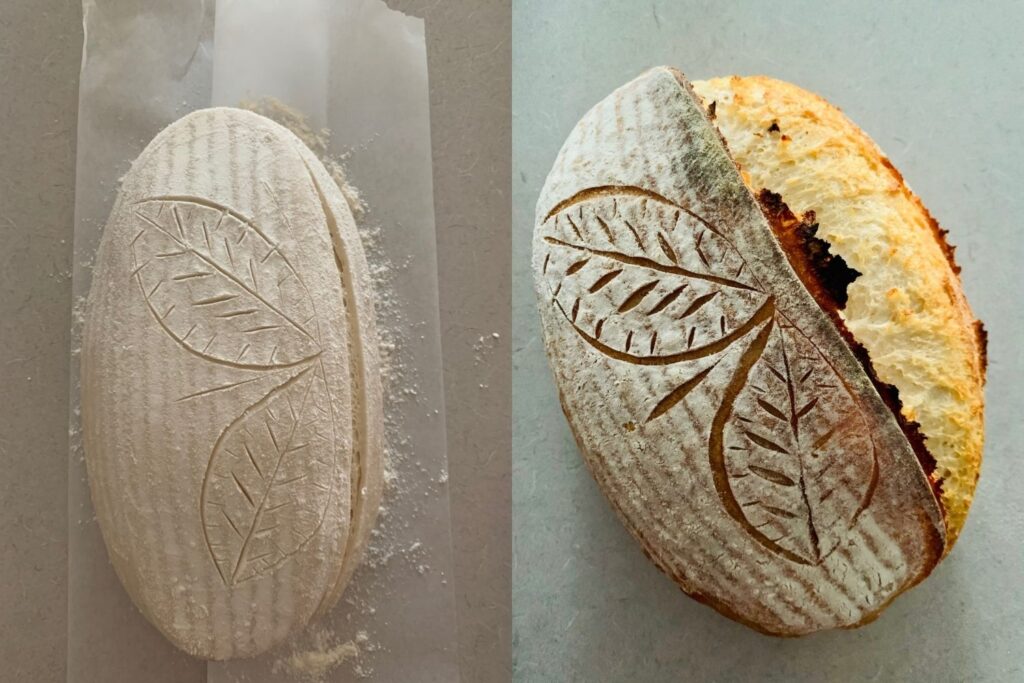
(975, 320), (988, 375)
(756, 190), (860, 307)
(755, 189), (943, 508)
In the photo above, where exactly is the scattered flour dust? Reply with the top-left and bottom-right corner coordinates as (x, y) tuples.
(69, 99), (450, 679)
(472, 331), (502, 366)
(237, 98), (449, 675)
(273, 628), (372, 681)
(239, 97), (368, 221)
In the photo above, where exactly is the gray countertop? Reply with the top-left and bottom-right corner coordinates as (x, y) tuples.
(513, 1), (1023, 681)
(0, 1), (510, 681)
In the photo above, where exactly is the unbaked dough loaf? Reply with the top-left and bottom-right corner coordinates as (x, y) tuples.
(82, 108), (383, 659)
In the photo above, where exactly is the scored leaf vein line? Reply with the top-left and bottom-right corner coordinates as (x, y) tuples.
(136, 210), (316, 342)
(229, 366), (319, 582)
(544, 236), (754, 291)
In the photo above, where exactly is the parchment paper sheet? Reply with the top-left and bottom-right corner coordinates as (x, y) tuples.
(69, 1), (459, 680)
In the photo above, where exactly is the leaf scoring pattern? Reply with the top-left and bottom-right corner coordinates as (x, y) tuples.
(201, 362), (336, 585)
(540, 188), (769, 361)
(130, 198), (321, 368)
(711, 316), (878, 565)
(541, 186), (881, 565)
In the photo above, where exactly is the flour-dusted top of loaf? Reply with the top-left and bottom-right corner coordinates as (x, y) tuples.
(533, 68), (944, 635)
(82, 108), (383, 659)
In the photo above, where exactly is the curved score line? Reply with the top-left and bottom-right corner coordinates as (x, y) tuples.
(544, 184), (721, 236)
(772, 308), (883, 526)
(544, 236), (755, 292)
(136, 195), (275, 245)
(853, 440), (880, 523)
(302, 160), (377, 615)
(557, 296), (775, 366)
(134, 207), (318, 345)
(199, 363), (317, 585)
(543, 184), (771, 293)
(130, 243), (320, 372)
(705, 310), (819, 567)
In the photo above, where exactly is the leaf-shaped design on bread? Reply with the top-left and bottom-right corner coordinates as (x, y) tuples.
(129, 194), (340, 585)
(129, 197), (321, 368)
(539, 187), (769, 362)
(200, 362), (336, 585)
(710, 314), (878, 565)
(531, 68), (953, 635)
(541, 185), (880, 565)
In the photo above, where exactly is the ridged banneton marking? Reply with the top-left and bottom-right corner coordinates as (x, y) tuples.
(83, 108), (387, 659)
(534, 67), (944, 634)
(540, 186), (762, 417)
(712, 314), (879, 566)
(541, 186), (879, 565)
(541, 188), (765, 364)
(553, 333), (884, 628)
(545, 250), (906, 629)
(130, 197), (322, 368)
(131, 194), (343, 586)
(305, 166), (376, 615)
(201, 360), (337, 585)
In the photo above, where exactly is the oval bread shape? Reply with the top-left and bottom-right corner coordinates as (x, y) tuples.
(82, 108), (384, 659)
(533, 68), (945, 635)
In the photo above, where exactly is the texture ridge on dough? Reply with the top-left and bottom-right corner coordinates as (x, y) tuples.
(534, 68), (946, 635)
(82, 108), (383, 659)
(691, 76), (985, 544)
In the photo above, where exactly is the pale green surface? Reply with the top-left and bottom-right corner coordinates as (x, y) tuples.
(513, 1), (1024, 681)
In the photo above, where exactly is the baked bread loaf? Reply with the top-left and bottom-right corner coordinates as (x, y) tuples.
(82, 108), (384, 658)
(532, 67), (984, 635)
(690, 76), (985, 545)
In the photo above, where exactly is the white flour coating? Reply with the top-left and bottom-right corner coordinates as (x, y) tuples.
(534, 68), (944, 635)
(68, 99), (447, 673)
(81, 107), (386, 659)
(255, 101), (447, 676)
(239, 102), (445, 557)
(241, 98), (367, 221)
(273, 628), (373, 681)
(472, 331), (502, 366)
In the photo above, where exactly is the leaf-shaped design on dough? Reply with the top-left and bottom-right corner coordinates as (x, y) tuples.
(130, 197), (321, 368)
(540, 186), (769, 362)
(200, 362), (336, 585)
(710, 315), (879, 565)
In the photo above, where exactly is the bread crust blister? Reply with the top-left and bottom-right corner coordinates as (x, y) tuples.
(533, 67), (956, 635)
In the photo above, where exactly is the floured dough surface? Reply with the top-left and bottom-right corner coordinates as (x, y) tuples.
(534, 67), (944, 635)
(692, 76), (985, 543)
(82, 108), (383, 659)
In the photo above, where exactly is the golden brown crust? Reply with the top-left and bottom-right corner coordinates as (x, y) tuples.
(756, 189), (941, 491)
(691, 76), (986, 545)
(534, 68), (945, 636)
